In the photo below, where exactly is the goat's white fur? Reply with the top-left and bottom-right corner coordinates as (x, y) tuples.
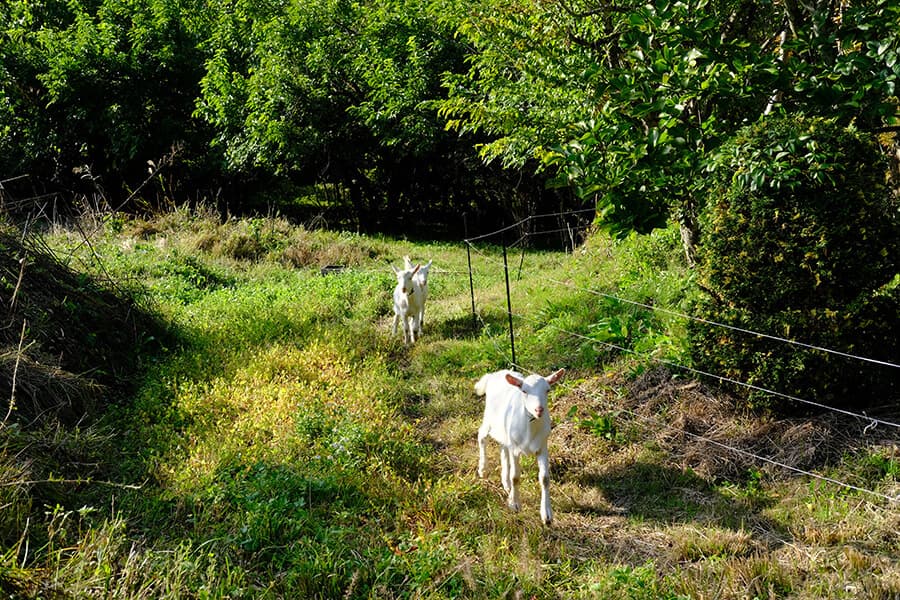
(391, 262), (422, 344)
(403, 256), (432, 336)
(475, 368), (565, 525)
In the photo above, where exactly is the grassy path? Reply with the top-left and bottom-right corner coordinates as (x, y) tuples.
(3, 214), (898, 598)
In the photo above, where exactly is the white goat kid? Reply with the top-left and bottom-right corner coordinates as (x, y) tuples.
(403, 256), (432, 337)
(391, 262), (422, 344)
(475, 368), (565, 525)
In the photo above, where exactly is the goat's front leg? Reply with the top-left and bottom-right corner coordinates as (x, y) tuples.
(410, 313), (421, 340)
(537, 447), (552, 525)
(499, 446), (511, 492)
(506, 451), (521, 512)
(392, 312), (399, 336)
(406, 316), (415, 343)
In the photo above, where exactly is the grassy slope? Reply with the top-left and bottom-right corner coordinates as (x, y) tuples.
(2, 210), (899, 598)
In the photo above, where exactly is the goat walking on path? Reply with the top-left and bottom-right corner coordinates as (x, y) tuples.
(475, 368), (565, 525)
(391, 262), (422, 344)
(403, 256), (432, 338)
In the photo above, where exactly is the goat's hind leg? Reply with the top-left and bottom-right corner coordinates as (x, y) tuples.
(477, 426), (489, 478)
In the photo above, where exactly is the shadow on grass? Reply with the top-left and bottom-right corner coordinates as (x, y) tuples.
(574, 459), (786, 539)
(433, 311), (510, 340)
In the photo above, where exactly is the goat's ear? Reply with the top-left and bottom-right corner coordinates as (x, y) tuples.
(546, 369), (565, 386)
(505, 373), (524, 388)
(403, 256), (413, 268)
(390, 265), (400, 274)
(412, 264), (421, 274)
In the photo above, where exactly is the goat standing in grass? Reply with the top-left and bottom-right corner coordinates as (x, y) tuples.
(475, 368), (565, 525)
(403, 256), (432, 337)
(391, 262), (422, 344)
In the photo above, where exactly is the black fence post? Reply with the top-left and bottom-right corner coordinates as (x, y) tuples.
(502, 233), (517, 368)
(463, 213), (477, 333)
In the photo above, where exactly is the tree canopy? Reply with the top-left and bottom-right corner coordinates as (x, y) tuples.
(1, 0), (898, 239)
(440, 0), (900, 256)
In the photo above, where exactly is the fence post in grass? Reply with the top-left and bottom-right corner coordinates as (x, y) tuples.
(502, 231), (517, 367)
(463, 213), (477, 333)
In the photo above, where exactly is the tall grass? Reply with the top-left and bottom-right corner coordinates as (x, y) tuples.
(1, 209), (898, 598)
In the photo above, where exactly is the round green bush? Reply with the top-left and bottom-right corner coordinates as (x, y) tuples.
(690, 115), (900, 411)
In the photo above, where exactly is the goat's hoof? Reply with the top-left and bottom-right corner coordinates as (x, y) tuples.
(508, 501), (520, 512)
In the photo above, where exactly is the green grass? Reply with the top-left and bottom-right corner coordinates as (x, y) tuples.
(1, 209), (898, 598)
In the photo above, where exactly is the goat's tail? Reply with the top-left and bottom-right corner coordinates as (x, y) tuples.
(474, 374), (490, 397)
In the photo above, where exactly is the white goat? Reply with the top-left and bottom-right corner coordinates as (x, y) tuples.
(403, 256), (432, 337)
(391, 262), (422, 344)
(475, 368), (565, 525)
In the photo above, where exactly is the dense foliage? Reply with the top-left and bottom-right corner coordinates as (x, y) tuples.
(0, 0), (212, 204)
(690, 116), (900, 409)
(441, 0), (900, 256)
(3, 0), (899, 240)
(0, 0), (570, 231)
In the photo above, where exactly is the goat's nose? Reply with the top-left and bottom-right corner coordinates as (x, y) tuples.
(535, 406), (544, 417)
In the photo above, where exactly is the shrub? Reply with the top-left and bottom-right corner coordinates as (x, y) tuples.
(690, 115), (900, 411)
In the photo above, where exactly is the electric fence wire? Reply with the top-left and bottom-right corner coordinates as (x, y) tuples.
(569, 371), (900, 504)
(464, 226), (900, 370)
(481, 313), (900, 504)
(523, 223), (595, 238)
(462, 207), (597, 243)
(464, 240), (900, 432)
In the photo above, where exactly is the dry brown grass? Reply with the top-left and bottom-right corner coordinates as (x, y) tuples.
(433, 361), (900, 598)
(0, 230), (162, 424)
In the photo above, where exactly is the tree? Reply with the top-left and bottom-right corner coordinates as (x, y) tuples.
(690, 115), (900, 409)
(0, 0), (213, 207)
(440, 0), (900, 261)
(195, 0), (548, 231)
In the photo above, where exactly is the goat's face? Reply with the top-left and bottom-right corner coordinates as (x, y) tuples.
(392, 264), (419, 295)
(505, 369), (565, 420)
(418, 260), (432, 283)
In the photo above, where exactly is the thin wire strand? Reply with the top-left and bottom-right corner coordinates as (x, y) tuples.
(463, 207), (596, 243)
(544, 272), (900, 370)
(466, 243), (900, 430)
(571, 383), (900, 505)
(525, 224), (594, 237)
(509, 296), (900, 430)
(496, 346), (900, 504)
(463, 218), (530, 243)
(466, 237), (900, 370)
(529, 207), (597, 220)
